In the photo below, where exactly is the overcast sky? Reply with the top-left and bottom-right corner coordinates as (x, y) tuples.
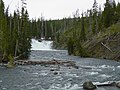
(3, 0), (120, 20)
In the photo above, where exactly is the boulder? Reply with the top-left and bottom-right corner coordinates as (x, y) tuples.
(83, 81), (97, 90)
(116, 82), (120, 88)
(53, 72), (58, 75)
(50, 69), (55, 71)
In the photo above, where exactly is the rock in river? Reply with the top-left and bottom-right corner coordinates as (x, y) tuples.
(83, 81), (97, 90)
(116, 82), (120, 88)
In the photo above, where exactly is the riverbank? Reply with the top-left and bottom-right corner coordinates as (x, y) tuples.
(53, 22), (120, 61)
(84, 24), (120, 61)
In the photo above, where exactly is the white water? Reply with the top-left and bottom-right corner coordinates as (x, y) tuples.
(31, 39), (53, 50)
(29, 39), (120, 90)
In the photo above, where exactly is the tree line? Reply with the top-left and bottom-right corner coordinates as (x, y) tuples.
(51, 0), (120, 56)
(0, 0), (120, 65)
(32, 0), (120, 55)
(0, 0), (31, 65)
(10, 0), (120, 57)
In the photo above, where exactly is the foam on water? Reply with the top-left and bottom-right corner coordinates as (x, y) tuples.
(49, 83), (81, 90)
(65, 73), (79, 77)
(94, 81), (115, 85)
(98, 65), (115, 68)
(117, 66), (120, 68)
(98, 74), (112, 78)
(31, 39), (53, 50)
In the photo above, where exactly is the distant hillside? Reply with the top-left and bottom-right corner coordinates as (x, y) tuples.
(52, 0), (120, 61)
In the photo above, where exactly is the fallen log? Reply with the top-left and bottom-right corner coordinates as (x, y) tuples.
(97, 82), (116, 87)
(14, 60), (78, 69)
(101, 42), (113, 53)
(14, 52), (26, 60)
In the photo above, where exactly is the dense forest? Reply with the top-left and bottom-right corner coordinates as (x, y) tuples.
(32, 0), (120, 59)
(0, 0), (120, 67)
(0, 0), (31, 66)
(31, 0), (120, 60)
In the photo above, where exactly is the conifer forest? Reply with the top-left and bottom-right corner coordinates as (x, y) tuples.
(1, 0), (120, 90)
(0, 0), (120, 65)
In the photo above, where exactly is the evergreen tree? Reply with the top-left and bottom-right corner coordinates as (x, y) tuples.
(19, 5), (31, 59)
(92, 0), (98, 34)
(13, 11), (19, 57)
(0, 0), (5, 49)
(80, 13), (86, 42)
(98, 6), (103, 32)
(88, 9), (93, 32)
(67, 37), (74, 55)
(103, 0), (115, 28)
(116, 2), (120, 21)
(0, 0), (9, 61)
(37, 18), (41, 39)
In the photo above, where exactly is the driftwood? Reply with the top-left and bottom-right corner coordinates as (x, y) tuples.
(14, 52), (26, 60)
(83, 81), (120, 89)
(97, 82), (116, 87)
(113, 53), (120, 60)
(101, 42), (113, 53)
(14, 60), (78, 69)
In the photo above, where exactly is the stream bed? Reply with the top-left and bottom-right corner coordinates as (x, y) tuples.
(0, 50), (120, 90)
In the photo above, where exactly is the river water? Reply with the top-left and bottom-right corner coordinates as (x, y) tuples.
(0, 40), (120, 90)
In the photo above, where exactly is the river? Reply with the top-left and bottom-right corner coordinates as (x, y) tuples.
(0, 39), (120, 90)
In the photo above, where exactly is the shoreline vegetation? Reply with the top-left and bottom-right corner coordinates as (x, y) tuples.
(0, 0), (31, 67)
(0, 0), (120, 68)
(84, 26), (120, 61)
(52, 0), (120, 61)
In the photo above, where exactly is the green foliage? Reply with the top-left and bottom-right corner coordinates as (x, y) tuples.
(0, 0), (31, 63)
(80, 13), (86, 42)
(77, 43), (89, 57)
(84, 22), (120, 60)
(106, 22), (120, 34)
(67, 37), (74, 55)
(1, 0), (119, 60)
(19, 8), (31, 59)
(116, 2), (120, 22)
(52, 0), (120, 58)
(103, 0), (116, 28)
(7, 54), (14, 68)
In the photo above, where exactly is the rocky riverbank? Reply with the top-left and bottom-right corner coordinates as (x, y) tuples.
(83, 81), (120, 90)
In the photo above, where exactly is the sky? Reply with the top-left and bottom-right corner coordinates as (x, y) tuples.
(3, 0), (120, 20)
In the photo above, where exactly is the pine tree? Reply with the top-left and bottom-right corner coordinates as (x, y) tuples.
(67, 37), (74, 55)
(88, 9), (93, 32)
(92, 0), (98, 34)
(0, 0), (5, 49)
(103, 0), (115, 28)
(0, 0), (9, 61)
(13, 11), (19, 57)
(37, 18), (41, 39)
(19, 5), (31, 59)
(0, 0), (35, 63)
(80, 13), (86, 42)
(98, 6), (103, 32)
(116, 2), (120, 21)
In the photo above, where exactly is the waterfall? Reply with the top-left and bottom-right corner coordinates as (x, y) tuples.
(31, 39), (53, 50)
